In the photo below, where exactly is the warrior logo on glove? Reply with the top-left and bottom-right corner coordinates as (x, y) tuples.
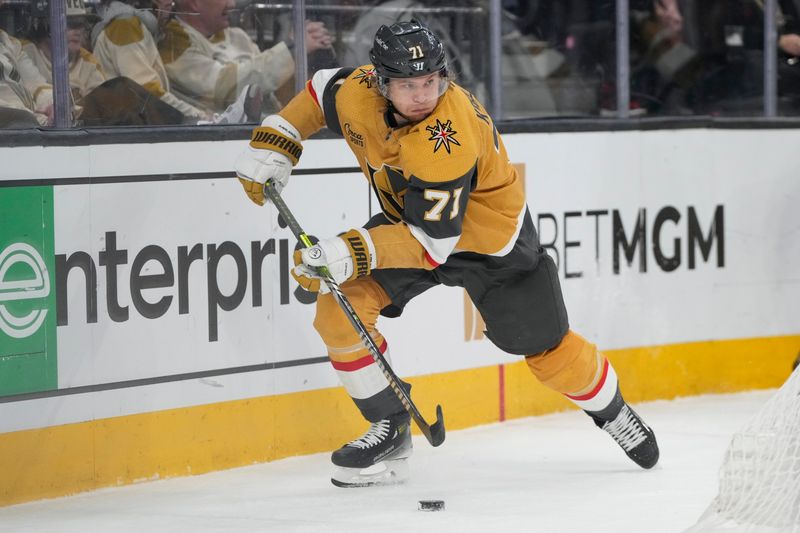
(347, 236), (371, 277)
(234, 115), (303, 206)
(292, 228), (377, 293)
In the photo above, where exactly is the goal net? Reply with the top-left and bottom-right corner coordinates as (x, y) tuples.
(686, 366), (800, 533)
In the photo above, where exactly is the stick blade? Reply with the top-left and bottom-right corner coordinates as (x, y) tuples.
(425, 404), (446, 447)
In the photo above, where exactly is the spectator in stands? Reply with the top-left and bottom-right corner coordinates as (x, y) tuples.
(91, 0), (209, 121)
(627, 0), (703, 115)
(159, 0), (333, 118)
(691, 0), (800, 113)
(763, 0), (800, 107)
(592, 0), (703, 116)
(0, 10), (53, 127)
(507, 0), (617, 116)
(22, 0), (107, 121)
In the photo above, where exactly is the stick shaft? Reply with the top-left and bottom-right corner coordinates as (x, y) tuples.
(264, 182), (445, 446)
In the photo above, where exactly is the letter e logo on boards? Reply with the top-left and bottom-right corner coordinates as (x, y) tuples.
(0, 243), (50, 338)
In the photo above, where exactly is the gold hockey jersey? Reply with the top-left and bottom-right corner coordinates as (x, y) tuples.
(279, 66), (527, 270)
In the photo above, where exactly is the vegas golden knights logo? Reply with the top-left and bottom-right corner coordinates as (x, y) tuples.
(366, 162), (407, 223)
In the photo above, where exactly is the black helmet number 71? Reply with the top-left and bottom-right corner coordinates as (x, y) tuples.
(369, 19), (448, 79)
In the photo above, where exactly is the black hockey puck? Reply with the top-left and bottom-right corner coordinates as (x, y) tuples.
(418, 500), (445, 512)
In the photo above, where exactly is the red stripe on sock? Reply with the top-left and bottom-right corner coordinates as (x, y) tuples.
(329, 340), (387, 372)
(330, 355), (373, 372)
(565, 358), (610, 401)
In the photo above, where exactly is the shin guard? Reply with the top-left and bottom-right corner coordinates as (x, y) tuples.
(314, 278), (407, 421)
(525, 330), (620, 415)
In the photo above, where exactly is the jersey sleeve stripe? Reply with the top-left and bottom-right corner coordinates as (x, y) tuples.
(424, 251), (440, 268)
(490, 205), (529, 257)
(305, 79), (319, 108)
(308, 68), (342, 108)
(408, 223), (460, 265)
(308, 67), (354, 107)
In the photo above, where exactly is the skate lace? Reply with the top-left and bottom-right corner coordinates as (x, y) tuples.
(347, 419), (391, 449)
(602, 405), (648, 452)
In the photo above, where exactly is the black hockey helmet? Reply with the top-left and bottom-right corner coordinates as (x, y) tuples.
(369, 20), (449, 100)
(369, 19), (448, 79)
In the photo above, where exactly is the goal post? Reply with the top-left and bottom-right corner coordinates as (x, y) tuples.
(686, 366), (800, 532)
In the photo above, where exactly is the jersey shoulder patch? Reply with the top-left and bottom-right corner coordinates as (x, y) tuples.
(79, 47), (101, 65)
(400, 90), (481, 185)
(349, 65), (378, 90)
(105, 16), (145, 47)
(318, 64), (383, 134)
(158, 20), (191, 64)
(335, 64), (381, 104)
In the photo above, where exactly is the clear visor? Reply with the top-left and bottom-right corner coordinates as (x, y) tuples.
(378, 71), (449, 102)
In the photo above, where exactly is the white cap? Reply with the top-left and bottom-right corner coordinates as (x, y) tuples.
(66, 0), (87, 17)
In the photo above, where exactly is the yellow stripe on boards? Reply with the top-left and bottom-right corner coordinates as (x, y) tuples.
(1, 335), (797, 507)
(0, 388), (363, 507)
(505, 334), (800, 419)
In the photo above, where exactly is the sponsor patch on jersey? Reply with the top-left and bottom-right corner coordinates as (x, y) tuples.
(426, 118), (461, 154)
(353, 68), (376, 88)
(344, 123), (365, 147)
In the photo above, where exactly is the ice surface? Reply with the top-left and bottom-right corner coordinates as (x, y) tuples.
(0, 391), (772, 533)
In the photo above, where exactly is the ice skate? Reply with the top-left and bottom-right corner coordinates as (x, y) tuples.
(594, 403), (659, 469)
(331, 412), (412, 488)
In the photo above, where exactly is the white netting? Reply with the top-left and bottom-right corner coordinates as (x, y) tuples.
(686, 366), (800, 533)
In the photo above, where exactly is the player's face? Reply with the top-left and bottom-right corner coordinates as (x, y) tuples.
(387, 72), (444, 122)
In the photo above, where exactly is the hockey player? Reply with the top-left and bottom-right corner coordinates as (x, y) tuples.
(235, 20), (659, 487)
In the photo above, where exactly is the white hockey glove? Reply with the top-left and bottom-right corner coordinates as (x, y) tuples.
(292, 228), (377, 293)
(234, 115), (302, 206)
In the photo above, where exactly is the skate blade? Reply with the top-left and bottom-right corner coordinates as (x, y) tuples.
(331, 459), (409, 488)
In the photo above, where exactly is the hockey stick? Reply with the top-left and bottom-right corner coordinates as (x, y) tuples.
(264, 180), (446, 447)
